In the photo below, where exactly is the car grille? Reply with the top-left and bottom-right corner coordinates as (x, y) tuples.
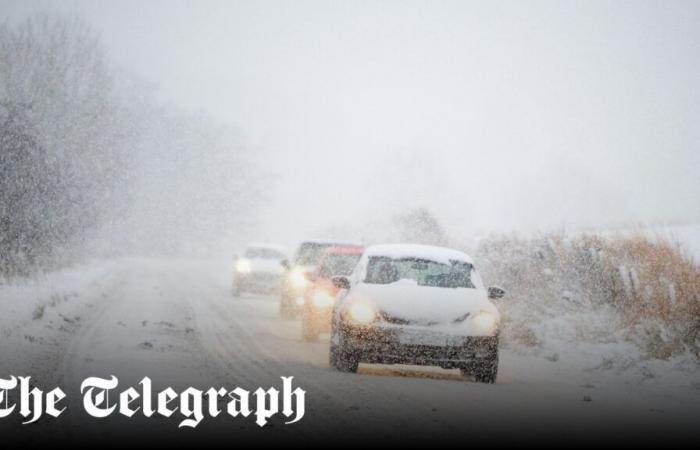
(379, 311), (438, 326)
(252, 271), (277, 278)
(379, 311), (471, 325)
(249, 272), (281, 283)
(379, 311), (410, 325)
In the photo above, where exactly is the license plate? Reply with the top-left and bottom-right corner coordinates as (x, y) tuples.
(399, 332), (464, 347)
(445, 335), (466, 347)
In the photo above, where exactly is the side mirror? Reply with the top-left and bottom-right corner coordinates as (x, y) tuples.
(332, 276), (350, 290)
(280, 259), (290, 270)
(488, 286), (506, 300)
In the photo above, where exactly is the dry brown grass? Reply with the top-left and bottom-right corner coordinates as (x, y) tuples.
(474, 232), (700, 359)
(606, 235), (699, 321)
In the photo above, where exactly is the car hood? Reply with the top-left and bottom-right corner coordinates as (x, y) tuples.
(249, 258), (285, 274)
(351, 280), (498, 324)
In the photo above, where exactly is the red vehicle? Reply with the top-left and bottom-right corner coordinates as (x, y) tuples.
(301, 245), (364, 341)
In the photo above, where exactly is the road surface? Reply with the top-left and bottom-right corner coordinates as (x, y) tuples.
(1, 257), (698, 447)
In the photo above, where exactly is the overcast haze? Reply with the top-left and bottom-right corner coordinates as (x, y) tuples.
(3, 0), (699, 244)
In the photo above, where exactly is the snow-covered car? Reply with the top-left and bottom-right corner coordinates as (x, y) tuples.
(301, 245), (365, 341)
(233, 243), (287, 296)
(279, 240), (362, 318)
(329, 244), (505, 383)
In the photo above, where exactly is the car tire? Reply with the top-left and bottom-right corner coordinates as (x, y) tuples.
(280, 295), (294, 319)
(461, 350), (499, 383)
(302, 310), (320, 342)
(329, 328), (359, 373)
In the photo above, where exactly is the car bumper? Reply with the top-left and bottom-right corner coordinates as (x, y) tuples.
(344, 326), (498, 368)
(305, 306), (333, 331)
(281, 288), (306, 312)
(235, 272), (281, 294)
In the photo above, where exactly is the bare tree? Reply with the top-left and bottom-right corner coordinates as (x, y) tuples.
(0, 14), (124, 275)
(0, 13), (263, 275)
(393, 207), (448, 246)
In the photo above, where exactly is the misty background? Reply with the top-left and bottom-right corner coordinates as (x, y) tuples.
(1, 0), (699, 268)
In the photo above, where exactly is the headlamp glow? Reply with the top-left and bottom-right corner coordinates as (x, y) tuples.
(236, 259), (251, 273)
(289, 268), (307, 288)
(473, 311), (498, 333)
(312, 291), (335, 308)
(348, 302), (377, 324)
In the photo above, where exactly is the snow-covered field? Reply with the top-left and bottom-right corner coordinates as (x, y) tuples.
(1, 254), (698, 445)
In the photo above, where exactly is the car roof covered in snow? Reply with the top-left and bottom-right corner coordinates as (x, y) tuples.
(363, 244), (473, 265)
(298, 238), (362, 247)
(245, 242), (287, 252)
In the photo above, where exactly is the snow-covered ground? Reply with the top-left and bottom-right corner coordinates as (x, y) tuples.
(1, 256), (698, 445)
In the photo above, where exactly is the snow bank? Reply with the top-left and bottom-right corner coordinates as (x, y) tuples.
(0, 259), (120, 375)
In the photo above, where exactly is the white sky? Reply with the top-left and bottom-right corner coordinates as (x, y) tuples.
(3, 0), (700, 241)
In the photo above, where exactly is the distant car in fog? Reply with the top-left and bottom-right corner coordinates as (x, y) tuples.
(329, 244), (506, 383)
(279, 240), (362, 318)
(301, 245), (365, 341)
(233, 243), (287, 296)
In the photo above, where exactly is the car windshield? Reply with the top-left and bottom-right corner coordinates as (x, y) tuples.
(244, 247), (285, 259)
(318, 253), (361, 278)
(294, 243), (334, 265)
(364, 256), (476, 288)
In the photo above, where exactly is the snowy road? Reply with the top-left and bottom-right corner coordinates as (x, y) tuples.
(2, 257), (699, 446)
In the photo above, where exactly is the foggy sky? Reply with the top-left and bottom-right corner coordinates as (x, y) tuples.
(3, 0), (699, 243)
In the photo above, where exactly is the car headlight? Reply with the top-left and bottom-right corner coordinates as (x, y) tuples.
(472, 311), (498, 333)
(236, 259), (251, 273)
(347, 302), (377, 324)
(289, 268), (307, 288)
(313, 291), (335, 308)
